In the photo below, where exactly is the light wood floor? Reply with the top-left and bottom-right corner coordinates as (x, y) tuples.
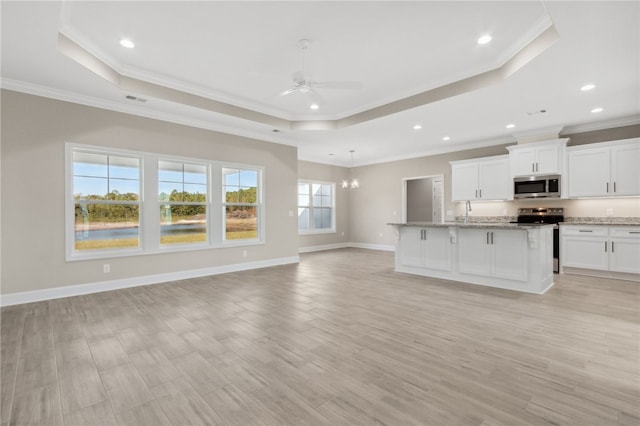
(1, 248), (638, 426)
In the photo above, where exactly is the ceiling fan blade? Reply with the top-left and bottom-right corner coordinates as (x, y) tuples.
(279, 86), (299, 97)
(313, 81), (363, 90)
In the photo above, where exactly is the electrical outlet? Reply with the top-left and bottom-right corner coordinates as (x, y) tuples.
(606, 208), (614, 217)
(379, 232), (383, 237)
(393, 210), (397, 216)
(288, 210), (294, 217)
(242, 250), (247, 258)
(103, 264), (110, 273)
(341, 231), (344, 237)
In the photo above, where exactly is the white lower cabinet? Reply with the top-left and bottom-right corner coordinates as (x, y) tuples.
(561, 225), (640, 277)
(399, 227), (451, 271)
(392, 224), (553, 294)
(458, 228), (528, 281)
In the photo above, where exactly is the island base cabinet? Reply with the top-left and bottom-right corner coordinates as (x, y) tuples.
(399, 227), (451, 271)
(391, 224), (554, 294)
(458, 228), (527, 281)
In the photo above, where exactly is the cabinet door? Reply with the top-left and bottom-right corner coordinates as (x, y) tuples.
(458, 228), (491, 276)
(536, 145), (560, 174)
(610, 238), (640, 274)
(478, 159), (510, 200)
(423, 228), (451, 271)
(399, 227), (423, 267)
(451, 163), (479, 201)
(568, 148), (610, 197)
(510, 148), (536, 176)
(561, 236), (608, 270)
(491, 230), (528, 281)
(611, 143), (640, 196)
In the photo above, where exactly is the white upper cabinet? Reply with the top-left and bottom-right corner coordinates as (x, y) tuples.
(507, 139), (567, 177)
(451, 155), (510, 202)
(567, 138), (640, 198)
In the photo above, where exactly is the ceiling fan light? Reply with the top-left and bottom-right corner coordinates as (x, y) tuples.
(120, 38), (135, 49)
(309, 103), (319, 110)
(477, 34), (492, 45)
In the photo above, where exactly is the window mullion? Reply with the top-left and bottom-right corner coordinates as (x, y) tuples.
(143, 155), (159, 251)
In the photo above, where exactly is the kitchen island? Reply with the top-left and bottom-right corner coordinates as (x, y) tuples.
(388, 222), (555, 294)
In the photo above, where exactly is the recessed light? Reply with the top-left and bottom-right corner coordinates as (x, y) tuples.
(506, 123), (515, 129)
(442, 136), (451, 141)
(413, 124), (422, 130)
(591, 107), (604, 113)
(309, 103), (319, 110)
(477, 34), (492, 45)
(120, 39), (135, 49)
(581, 84), (596, 91)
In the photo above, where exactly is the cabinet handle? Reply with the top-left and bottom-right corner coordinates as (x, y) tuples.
(532, 163), (535, 172)
(486, 232), (490, 244)
(604, 241), (607, 252)
(536, 162), (539, 172)
(630, 231), (640, 234)
(611, 241), (615, 252)
(479, 189), (482, 198)
(490, 232), (494, 244)
(606, 182), (609, 193)
(475, 189), (478, 198)
(578, 230), (593, 232)
(614, 182), (616, 192)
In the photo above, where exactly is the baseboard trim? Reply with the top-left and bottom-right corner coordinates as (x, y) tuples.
(349, 242), (396, 252)
(298, 243), (350, 253)
(0, 256), (300, 307)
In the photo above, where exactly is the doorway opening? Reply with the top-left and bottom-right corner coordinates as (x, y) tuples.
(403, 175), (444, 223)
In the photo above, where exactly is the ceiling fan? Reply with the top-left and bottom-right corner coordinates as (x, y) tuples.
(278, 39), (363, 105)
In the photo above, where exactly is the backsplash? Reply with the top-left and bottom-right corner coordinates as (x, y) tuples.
(455, 198), (640, 219)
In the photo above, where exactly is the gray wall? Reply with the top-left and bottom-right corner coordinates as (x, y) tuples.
(297, 160), (350, 249)
(1, 90), (299, 295)
(406, 178), (433, 222)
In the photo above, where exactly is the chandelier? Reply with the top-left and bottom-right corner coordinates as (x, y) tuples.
(342, 150), (359, 189)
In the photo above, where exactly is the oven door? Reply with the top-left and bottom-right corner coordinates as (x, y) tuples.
(514, 177), (548, 198)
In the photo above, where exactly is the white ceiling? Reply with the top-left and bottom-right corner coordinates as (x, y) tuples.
(2, 1), (639, 167)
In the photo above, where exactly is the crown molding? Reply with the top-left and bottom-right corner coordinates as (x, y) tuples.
(561, 115), (640, 135)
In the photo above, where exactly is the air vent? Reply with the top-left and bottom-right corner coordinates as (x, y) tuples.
(527, 109), (547, 116)
(125, 95), (147, 103)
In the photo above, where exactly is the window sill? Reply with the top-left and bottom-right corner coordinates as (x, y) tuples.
(299, 229), (337, 236)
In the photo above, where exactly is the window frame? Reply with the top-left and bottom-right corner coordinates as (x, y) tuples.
(65, 143), (264, 261)
(221, 164), (264, 245)
(157, 158), (210, 248)
(297, 180), (336, 235)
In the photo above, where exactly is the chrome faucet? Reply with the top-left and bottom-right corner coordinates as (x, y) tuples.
(465, 200), (472, 224)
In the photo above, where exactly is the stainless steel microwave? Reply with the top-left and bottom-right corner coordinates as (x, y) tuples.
(514, 175), (561, 199)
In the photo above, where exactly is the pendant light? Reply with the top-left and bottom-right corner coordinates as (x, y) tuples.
(342, 150), (359, 189)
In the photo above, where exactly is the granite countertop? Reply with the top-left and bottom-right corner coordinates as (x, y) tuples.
(387, 221), (554, 229)
(560, 221), (640, 227)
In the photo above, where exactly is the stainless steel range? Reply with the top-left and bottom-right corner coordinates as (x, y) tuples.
(514, 207), (564, 273)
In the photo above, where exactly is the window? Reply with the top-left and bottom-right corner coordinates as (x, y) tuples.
(298, 181), (335, 234)
(223, 168), (260, 241)
(72, 150), (141, 251)
(158, 160), (208, 245)
(66, 144), (264, 260)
